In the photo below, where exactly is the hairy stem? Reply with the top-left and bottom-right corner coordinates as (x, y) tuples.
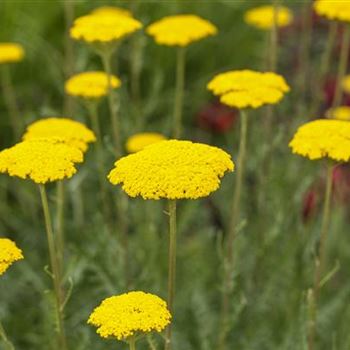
(218, 110), (248, 350)
(165, 199), (177, 350)
(39, 185), (67, 350)
(308, 162), (333, 350)
(173, 47), (186, 139)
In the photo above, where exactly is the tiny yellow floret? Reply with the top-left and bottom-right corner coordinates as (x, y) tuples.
(0, 43), (25, 64)
(289, 119), (350, 162)
(147, 14), (217, 47)
(0, 139), (83, 184)
(23, 117), (96, 152)
(65, 71), (121, 100)
(91, 6), (132, 18)
(314, 0), (350, 23)
(88, 291), (171, 341)
(108, 139), (234, 200)
(0, 238), (24, 276)
(70, 14), (142, 43)
(126, 132), (166, 153)
(326, 106), (350, 121)
(207, 70), (290, 109)
(244, 5), (293, 30)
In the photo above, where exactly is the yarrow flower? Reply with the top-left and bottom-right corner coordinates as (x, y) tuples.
(0, 238), (24, 276)
(147, 14), (217, 47)
(91, 6), (132, 18)
(342, 74), (350, 94)
(126, 132), (166, 153)
(108, 139), (234, 200)
(70, 14), (142, 43)
(0, 139), (83, 184)
(326, 106), (350, 121)
(23, 118), (96, 152)
(314, 0), (350, 23)
(65, 71), (121, 100)
(244, 5), (293, 30)
(88, 291), (171, 341)
(0, 43), (25, 64)
(289, 119), (350, 162)
(207, 70), (290, 109)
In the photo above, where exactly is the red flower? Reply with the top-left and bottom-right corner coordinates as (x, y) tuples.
(197, 101), (237, 133)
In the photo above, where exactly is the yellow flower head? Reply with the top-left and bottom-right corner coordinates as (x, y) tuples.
(23, 118), (96, 152)
(91, 6), (132, 18)
(0, 139), (83, 184)
(342, 74), (350, 94)
(314, 0), (350, 23)
(326, 106), (350, 121)
(65, 71), (121, 100)
(0, 238), (24, 276)
(244, 5), (293, 30)
(0, 43), (25, 64)
(207, 70), (290, 109)
(88, 291), (171, 341)
(108, 139), (234, 200)
(289, 119), (350, 162)
(126, 132), (167, 153)
(70, 14), (142, 43)
(147, 14), (217, 47)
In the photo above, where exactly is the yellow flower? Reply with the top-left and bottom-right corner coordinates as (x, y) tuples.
(147, 14), (217, 47)
(108, 140), (234, 200)
(88, 291), (171, 341)
(326, 106), (350, 121)
(342, 74), (350, 94)
(70, 14), (142, 43)
(91, 6), (132, 18)
(207, 70), (290, 109)
(126, 132), (167, 153)
(0, 139), (83, 184)
(65, 71), (121, 100)
(289, 119), (350, 162)
(244, 5), (293, 30)
(23, 117), (96, 152)
(0, 238), (24, 276)
(0, 43), (25, 64)
(314, 0), (350, 23)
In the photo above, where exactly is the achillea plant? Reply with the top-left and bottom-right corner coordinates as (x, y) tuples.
(0, 238), (23, 349)
(0, 238), (23, 276)
(125, 132), (166, 153)
(289, 118), (350, 350)
(0, 42), (25, 138)
(88, 291), (171, 349)
(314, 0), (350, 110)
(108, 139), (233, 350)
(0, 138), (84, 350)
(244, 5), (293, 30)
(146, 15), (217, 138)
(208, 69), (290, 350)
(326, 105), (350, 121)
(70, 13), (142, 157)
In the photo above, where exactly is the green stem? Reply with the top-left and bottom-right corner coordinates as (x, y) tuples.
(173, 47), (186, 139)
(308, 162), (333, 350)
(269, 0), (279, 71)
(129, 337), (137, 350)
(218, 110), (248, 350)
(101, 52), (122, 158)
(39, 184), (68, 350)
(63, 0), (75, 116)
(0, 320), (15, 350)
(56, 180), (65, 275)
(332, 24), (350, 109)
(1, 66), (21, 139)
(86, 102), (112, 232)
(310, 21), (337, 115)
(165, 199), (177, 350)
